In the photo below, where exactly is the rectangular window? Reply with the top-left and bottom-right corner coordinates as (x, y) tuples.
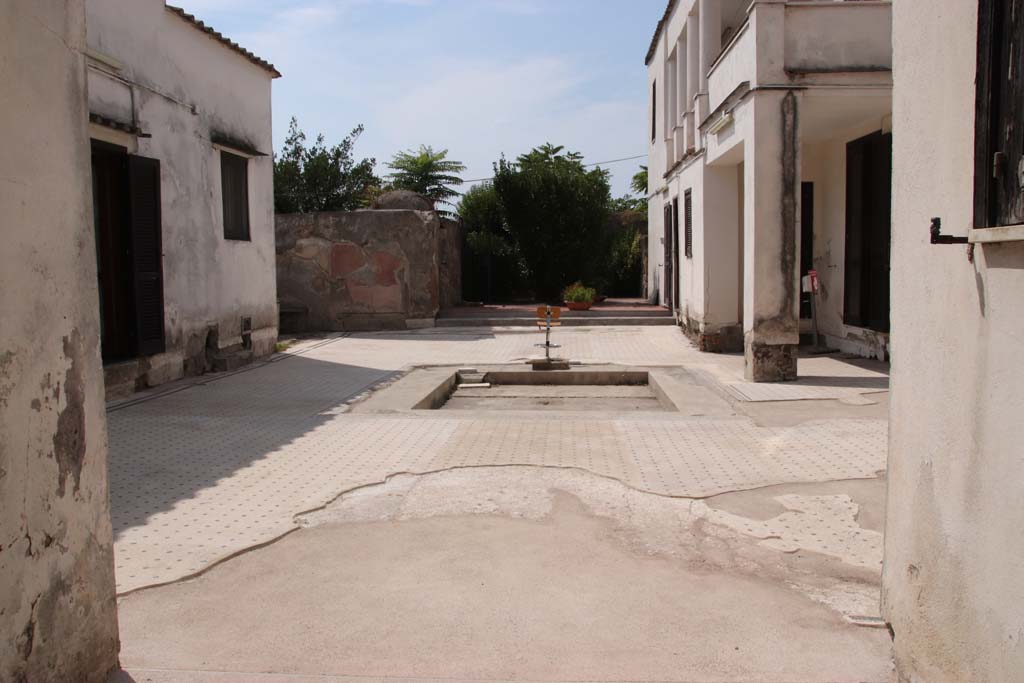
(974, 0), (1024, 227)
(221, 151), (250, 240)
(684, 189), (693, 258)
(651, 80), (657, 143)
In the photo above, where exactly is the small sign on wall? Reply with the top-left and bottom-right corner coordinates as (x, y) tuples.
(802, 269), (819, 294)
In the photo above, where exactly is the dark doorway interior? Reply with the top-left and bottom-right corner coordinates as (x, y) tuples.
(671, 197), (680, 308)
(91, 141), (166, 364)
(663, 204), (674, 309)
(92, 141), (136, 363)
(800, 182), (814, 319)
(844, 131), (892, 333)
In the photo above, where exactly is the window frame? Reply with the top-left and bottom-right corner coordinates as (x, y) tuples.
(220, 149), (251, 242)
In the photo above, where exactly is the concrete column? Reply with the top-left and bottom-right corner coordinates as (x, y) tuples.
(666, 55), (677, 131)
(742, 91), (801, 382)
(685, 20), (699, 110)
(698, 0), (721, 93)
(664, 55), (677, 166)
(676, 35), (687, 121)
(1, 1), (120, 681)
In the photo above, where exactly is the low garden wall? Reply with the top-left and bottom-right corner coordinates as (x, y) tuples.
(276, 208), (460, 332)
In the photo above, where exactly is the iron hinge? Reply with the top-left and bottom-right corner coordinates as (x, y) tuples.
(930, 217), (968, 245)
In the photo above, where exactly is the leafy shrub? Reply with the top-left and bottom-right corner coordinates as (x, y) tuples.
(562, 282), (596, 303)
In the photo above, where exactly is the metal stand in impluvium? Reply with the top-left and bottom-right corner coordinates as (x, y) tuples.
(804, 270), (837, 356)
(531, 305), (570, 370)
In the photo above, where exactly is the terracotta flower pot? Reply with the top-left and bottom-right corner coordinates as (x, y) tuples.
(566, 301), (592, 311)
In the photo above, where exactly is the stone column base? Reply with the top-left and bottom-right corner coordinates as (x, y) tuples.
(744, 341), (798, 382)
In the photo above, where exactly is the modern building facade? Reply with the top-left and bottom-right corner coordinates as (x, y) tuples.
(883, 1), (1024, 680)
(645, 0), (893, 380)
(85, 0), (280, 396)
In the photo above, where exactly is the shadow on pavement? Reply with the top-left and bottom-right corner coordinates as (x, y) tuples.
(107, 354), (397, 543)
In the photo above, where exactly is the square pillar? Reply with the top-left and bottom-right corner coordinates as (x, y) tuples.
(742, 91), (801, 382)
(676, 35), (688, 121)
(686, 20), (699, 111)
(664, 55), (676, 166)
(698, 0), (721, 93)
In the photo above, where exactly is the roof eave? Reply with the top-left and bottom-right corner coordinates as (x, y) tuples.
(165, 4), (281, 79)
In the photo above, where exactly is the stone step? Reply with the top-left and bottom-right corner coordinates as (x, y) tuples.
(436, 316), (676, 328)
(439, 307), (671, 319)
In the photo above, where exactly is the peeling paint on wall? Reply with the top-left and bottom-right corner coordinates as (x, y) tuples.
(53, 333), (86, 498)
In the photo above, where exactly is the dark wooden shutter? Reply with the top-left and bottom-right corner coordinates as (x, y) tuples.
(672, 197), (681, 306)
(221, 151), (250, 240)
(844, 138), (865, 327)
(974, 0), (1024, 227)
(663, 203), (673, 308)
(684, 189), (693, 258)
(128, 154), (165, 356)
(844, 131), (891, 333)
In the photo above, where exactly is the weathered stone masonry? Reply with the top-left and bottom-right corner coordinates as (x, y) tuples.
(277, 208), (461, 332)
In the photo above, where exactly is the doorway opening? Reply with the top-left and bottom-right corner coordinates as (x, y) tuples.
(800, 182), (814, 320)
(91, 140), (166, 364)
(844, 131), (892, 333)
(662, 203), (674, 309)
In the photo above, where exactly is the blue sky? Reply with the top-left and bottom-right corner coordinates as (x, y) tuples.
(182, 0), (665, 197)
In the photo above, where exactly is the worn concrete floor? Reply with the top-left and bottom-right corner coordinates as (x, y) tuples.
(109, 327), (893, 682)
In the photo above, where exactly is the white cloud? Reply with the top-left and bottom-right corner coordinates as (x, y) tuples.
(214, 0), (649, 195)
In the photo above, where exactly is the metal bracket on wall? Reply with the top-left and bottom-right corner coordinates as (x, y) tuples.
(929, 217), (968, 245)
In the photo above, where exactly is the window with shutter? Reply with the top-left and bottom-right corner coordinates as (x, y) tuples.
(127, 154), (166, 356)
(684, 189), (693, 259)
(975, 0), (1024, 227)
(221, 151), (251, 240)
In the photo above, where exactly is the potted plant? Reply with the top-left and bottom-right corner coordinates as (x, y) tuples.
(562, 282), (597, 311)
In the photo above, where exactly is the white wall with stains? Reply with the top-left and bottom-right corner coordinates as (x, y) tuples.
(85, 0), (278, 388)
(883, 1), (1024, 680)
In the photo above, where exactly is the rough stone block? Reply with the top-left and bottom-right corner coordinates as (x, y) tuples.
(745, 342), (798, 382)
(350, 284), (402, 312)
(330, 243), (366, 279)
(372, 251), (402, 286)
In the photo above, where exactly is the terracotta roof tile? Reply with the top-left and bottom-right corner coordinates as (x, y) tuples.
(166, 4), (281, 78)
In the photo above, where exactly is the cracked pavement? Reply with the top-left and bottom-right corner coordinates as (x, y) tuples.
(109, 326), (894, 682)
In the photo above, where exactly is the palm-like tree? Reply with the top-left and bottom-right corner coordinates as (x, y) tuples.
(386, 146), (466, 216)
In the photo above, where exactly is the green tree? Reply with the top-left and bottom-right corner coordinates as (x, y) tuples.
(386, 145), (466, 216)
(273, 117), (380, 214)
(631, 165), (649, 195)
(609, 165), (650, 216)
(459, 182), (525, 302)
(492, 143), (612, 301)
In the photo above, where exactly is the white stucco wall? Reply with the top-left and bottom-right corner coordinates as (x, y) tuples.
(85, 0), (278, 385)
(784, 2), (893, 73)
(0, 2), (120, 680)
(882, 1), (1024, 681)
